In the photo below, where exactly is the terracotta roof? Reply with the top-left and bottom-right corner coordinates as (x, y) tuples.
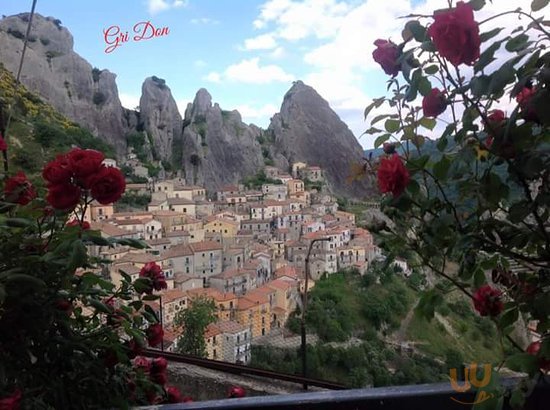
(216, 320), (247, 334)
(114, 218), (145, 226)
(187, 288), (237, 302)
(146, 238), (171, 246)
(165, 230), (190, 238)
(275, 265), (298, 278)
(91, 222), (130, 238)
(205, 323), (221, 338)
(151, 210), (186, 217)
(117, 263), (141, 275)
(167, 198), (195, 206)
(267, 279), (294, 291)
(160, 289), (188, 304)
(189, 241), (223, 253)
(118, 253), (159, 264)
(163, 244), (193, 258)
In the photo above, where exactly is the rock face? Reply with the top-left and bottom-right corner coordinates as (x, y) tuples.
(0, 13), (128, 154)
(179, 89), (264, 191)
(269, 81), (372, 198)
(139, 77), (182, 160)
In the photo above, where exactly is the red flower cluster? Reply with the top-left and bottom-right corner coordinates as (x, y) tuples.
(372, 39), (401, 76)
(139, 262), (167, 294)
(0, 389), (21, 410)
(422, 88), (447, 118)
(3, 171), (37, 206)
(472, 285), (503, 317)
(133, 356), (189, 404)
(146, 323), (164, 347)
(228, 386), (246, 398)
(43, 148), (125, 210)
(377, 154), (410, 197)
(427, 1), (480, 66)
(67, 219), (91, 230)
(484, 109), (506, 148)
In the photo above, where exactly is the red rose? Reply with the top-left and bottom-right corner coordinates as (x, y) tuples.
(526, 341), (550, 371)
(165, 386), (184, 403)
(0, 132), (7, 152)
(3, 171), (37, 205)
(46, 183), (81, 210)
(472, 285), (503, 317)
(42, 155), (73, 186)
(67, 148), (105, 188)
(516, 87), (539, 122)
(0, 389), (22, 410)
(422, 88), (447, 118)
(427, 1), (480, 66)
(67, 219), (91, 230)
(133, 356), (151, 372)
(146, 323), (164, 348)
(151, 371), (167, 385)
(55, 299), (73, 314)
(377, 154), (410, 197)
(151, 357), (168, 374)
(228, 386), (246, 398)
(372, 39), (401, 76)
(139, 262), (167, 293)
(486, 109), (505, 124)
(89, 165), (126, 205)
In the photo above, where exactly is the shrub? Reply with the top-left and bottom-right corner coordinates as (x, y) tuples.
(39, 37), (50, 46)
(92, 91), (106, 106)
(7, 28), (24, 40)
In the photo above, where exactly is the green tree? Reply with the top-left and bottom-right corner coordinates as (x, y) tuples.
(174, 296), (217, 357)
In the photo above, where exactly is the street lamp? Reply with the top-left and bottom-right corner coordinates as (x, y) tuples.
(301, 236), (330, 390)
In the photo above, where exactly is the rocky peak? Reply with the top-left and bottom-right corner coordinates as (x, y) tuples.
(191, 88), (213, 117)
(139, 76), (182, 160)
(0, 13), (128, 155)
(269, 80), (373, 198)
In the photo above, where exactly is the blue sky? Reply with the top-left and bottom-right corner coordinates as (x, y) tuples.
(1, 0), (535, 148)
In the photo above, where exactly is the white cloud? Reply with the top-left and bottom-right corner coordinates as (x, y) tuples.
(204, 72), (222, 83)
(269, 46), (286, 59)
(146, 0), (187, 15)
(244, 34), (278, 50)
(210, 58), (294, 84)
(190, 17), (219, 25)
(119, 93), (140, 110)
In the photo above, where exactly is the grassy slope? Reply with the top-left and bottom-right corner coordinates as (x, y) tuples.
(0, 63), (115, 180)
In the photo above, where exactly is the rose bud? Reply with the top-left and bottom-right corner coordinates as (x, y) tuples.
(422, 88), (447, 118)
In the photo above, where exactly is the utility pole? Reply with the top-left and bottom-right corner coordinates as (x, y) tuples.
(301, 237), (330, 390)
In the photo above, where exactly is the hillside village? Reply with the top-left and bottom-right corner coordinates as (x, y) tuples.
(83, 159), (383, 365)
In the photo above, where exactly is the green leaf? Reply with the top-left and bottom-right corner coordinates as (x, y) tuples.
(405, 20), (427, 42)
(470, 75), (491, 98)
(480, 27), (503, 43)
(89, 299), (113, 315)
(532, 0), (550, 12)
(82, 234), (111, 247)
(364, 97), (385, 119)
(416, 289), (443, 320)
(474, 41), (503, 73)
(406, 179), (420, 195)
(68, 240), (87, 272)
(474, 268), (486, 288)
(374, 134), (391, 149)
(433, 155), (450, 180)
(114, 238), (149, 249)
(509, 202), (531, 223)
(424, 65), (439, 75)
(2, 218), (34, 228)
(371, 114), (393, 125)
(505, 34), (530, 52)
(418, 76), (432, 97)
(419, 117), (436, 130)
(488, 63), (515, 95)
(384, 119), (401, 133)
(436, 136), (448, 152)
(505, 353), (539, 374)
(363, 126), (383, 135)
(468, 0), (486, 10)
(421, 41), (436, 52)
(498, 308), (519, 330)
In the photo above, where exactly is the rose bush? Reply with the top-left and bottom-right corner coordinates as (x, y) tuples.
(365, 1), (550, 407)
(0, 147), (186, 408)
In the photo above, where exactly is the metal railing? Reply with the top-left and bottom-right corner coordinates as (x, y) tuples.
(139, 376), (550, 410)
